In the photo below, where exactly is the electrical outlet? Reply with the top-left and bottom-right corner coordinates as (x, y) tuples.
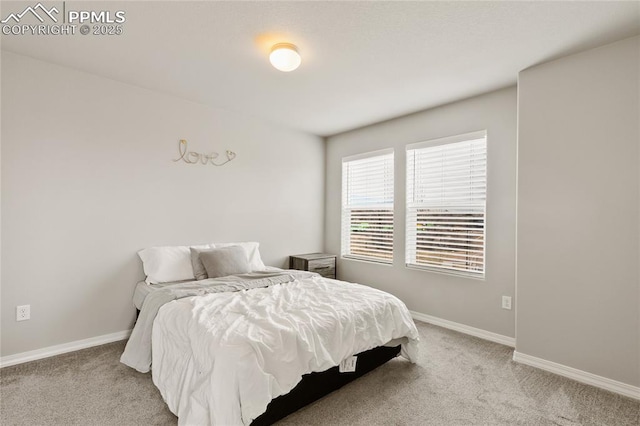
(16, 305), (30, 321)
(501, 296), (512, 310)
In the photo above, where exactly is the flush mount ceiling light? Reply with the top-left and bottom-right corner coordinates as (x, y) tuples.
(269, 43), (301, 72)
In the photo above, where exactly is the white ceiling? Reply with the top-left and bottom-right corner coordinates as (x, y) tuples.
(2, 1), (639, 136)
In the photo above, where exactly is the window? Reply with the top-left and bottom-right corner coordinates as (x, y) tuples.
(341, 149), (394, 263)
(406, 131), (487, 277)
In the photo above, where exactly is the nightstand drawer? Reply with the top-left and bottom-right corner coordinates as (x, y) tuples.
(308, 258), (336, 278)
(289, 253), (337, 279)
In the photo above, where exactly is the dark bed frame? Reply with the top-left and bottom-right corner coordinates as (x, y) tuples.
(251, 345), (401, 425)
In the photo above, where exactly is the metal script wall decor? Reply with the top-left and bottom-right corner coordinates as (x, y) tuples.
(173, 139), (236, 166)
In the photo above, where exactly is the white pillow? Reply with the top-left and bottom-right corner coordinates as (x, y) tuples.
(214, 242), (266, 272)
(138, 244), (213, 284)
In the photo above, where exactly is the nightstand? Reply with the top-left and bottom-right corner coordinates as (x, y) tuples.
(289, 253), (337, 279)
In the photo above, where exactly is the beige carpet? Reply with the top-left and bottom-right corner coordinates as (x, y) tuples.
(1, 321), (638, 425)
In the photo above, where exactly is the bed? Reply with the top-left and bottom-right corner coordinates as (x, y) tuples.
(121, 244), (419, 425)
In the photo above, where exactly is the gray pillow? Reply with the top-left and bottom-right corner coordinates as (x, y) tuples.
(199, 245), (251, 279)
(190, 247), (216, 280)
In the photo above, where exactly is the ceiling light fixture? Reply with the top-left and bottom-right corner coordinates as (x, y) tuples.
(269, 43), (301, 72)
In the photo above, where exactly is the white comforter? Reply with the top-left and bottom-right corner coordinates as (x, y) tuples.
(151, 273), (419, 425)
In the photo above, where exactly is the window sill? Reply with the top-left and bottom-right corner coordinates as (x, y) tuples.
(405, 264), (485, 281)
(341, 255), (393, 267)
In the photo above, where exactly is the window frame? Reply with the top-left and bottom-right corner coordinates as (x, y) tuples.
(405, 130), (487, 279)
(341, 148), (395, 265)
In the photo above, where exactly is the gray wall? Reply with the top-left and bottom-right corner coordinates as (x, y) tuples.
(516, 36), (639, 386)
(1, 52), (325, 357)
(325, 87), (517, 338)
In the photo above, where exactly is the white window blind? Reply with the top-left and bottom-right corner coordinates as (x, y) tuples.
(342, 149), (394, 263)
(406, 131), (487, 277)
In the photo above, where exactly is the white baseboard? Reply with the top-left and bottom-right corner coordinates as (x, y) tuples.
(0, 329), (132, 368)
(410, 310), (639, 400)
(410, 310), (516, 347)
(513, 351), (640, 400)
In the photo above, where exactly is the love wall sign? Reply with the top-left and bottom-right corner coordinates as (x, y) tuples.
(173, 139), (236, 166)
